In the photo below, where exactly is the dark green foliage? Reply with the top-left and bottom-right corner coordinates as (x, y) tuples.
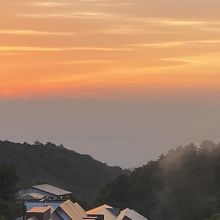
(0, 165), (17, 201)
(97, 141), (220, 220)
(207, 214), (220, 220)
(0, 140), (125, 206)
(0, 199), (23, 220)
(0, 216), (7, 220)
(0, 164), (22, 220)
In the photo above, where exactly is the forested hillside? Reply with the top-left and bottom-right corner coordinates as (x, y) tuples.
(0, 164), (22, 220)
(0, 140), (125, 206)
(97, 141), (220, 220)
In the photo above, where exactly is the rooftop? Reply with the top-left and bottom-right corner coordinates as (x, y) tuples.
(118, 209), (148, 220)
(27, 207), (50, 213)
(87, 204), (113, 215)
(32, 184), (72, 196)
(59, 200), (86, 220)
(20, 193), (45, 200)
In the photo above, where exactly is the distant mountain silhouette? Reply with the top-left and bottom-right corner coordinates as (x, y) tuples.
(0, 140), (125, 206)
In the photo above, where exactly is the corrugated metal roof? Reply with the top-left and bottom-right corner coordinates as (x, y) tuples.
(32, 184), (72, 196)
(59, 200), (86, 220)
(27, 207), (50, 213)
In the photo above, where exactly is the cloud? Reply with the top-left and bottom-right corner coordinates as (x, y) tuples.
(128, 40), (220, 49)
(28, 1), (66, 7)
(0, 29), (75, 36)
(162, 53), (220, 65)
(129, 41), (187, 48)
(0, 46), (132, 52)
(18, 11), (118, 20)
(146, 18), (208, 27)
(60, 59), (116, 64)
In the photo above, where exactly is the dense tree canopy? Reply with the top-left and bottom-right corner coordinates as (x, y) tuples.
(206, 214), (220, 220)
(0, 165), (17, 201)
(97, 141), (220, 220)
(0, 164), (22, 220)
(2, 139), (220, 220)
(0, 140), (125, 206)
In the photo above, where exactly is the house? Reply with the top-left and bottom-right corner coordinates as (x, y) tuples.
(87, 205), (148, 220)
(25, 199), (64, 212)
(24, 202), (148, 220)
(26, 207), (51, 220)
(19, 193), (46, 201)
(117, 208), (147, 220)
(18, 184), (72, 200)
(21, 184), (148, 220)
(55, 200), (86, 220)
(87, 205), (119, 220)
(25, 199), (86, 220)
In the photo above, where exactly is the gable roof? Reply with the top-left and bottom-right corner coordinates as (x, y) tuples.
(58, 200), (86, 220)
(117, 209), (147, 220)
(87, 206), (148, 220)
(32, 184), (72, 196)
(87, 205), (113, 215)
(87, 205), (117, 220)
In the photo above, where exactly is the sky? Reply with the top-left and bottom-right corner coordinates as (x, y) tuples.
(1, 0), (220, 168)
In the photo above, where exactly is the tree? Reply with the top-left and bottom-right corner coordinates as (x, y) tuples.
(206, 214), (220, 220)
(0, 215), (7, 220)
(0, 165), (22, 220)
(0, 165), (17, 201)
(97, 141), (220, 220)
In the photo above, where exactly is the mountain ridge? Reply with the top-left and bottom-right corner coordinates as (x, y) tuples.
(0, 140), (126, 206)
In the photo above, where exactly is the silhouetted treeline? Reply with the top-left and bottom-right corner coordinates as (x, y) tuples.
(0, 164), (22, 220)
(97, 141), (220, 220)
(0, 140), (125, 206)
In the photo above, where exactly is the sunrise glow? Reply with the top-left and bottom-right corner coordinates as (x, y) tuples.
(1, 0), (220, 98)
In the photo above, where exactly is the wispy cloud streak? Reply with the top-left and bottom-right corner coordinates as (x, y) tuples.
(0, 46), (132, 52)
(0, 29), (75, 36)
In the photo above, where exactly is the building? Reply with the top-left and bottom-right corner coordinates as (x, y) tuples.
(18, 184), (72, 200)
(26, 207), (51, 220)
(87, 205), (148, 220)
(24, 201), (148, 220)
(25, 199), (86, 220)
(117, 208), (147, 220)
(87, 205), (119, 220)
(55, 199), (86, 220)
(19, 193), (46, 201)
(21, 184), (148, 220)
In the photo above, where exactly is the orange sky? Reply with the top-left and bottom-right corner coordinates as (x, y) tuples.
(1, 0), (220, 98)
(2, 0), (220, 167)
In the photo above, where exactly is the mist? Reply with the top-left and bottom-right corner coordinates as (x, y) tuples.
(0, 95), (220, 168)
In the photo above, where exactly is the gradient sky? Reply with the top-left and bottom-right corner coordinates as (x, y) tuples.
(1, 0), (220, 167)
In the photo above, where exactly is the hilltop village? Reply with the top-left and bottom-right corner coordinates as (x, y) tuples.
(17, 184), (148, 220)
